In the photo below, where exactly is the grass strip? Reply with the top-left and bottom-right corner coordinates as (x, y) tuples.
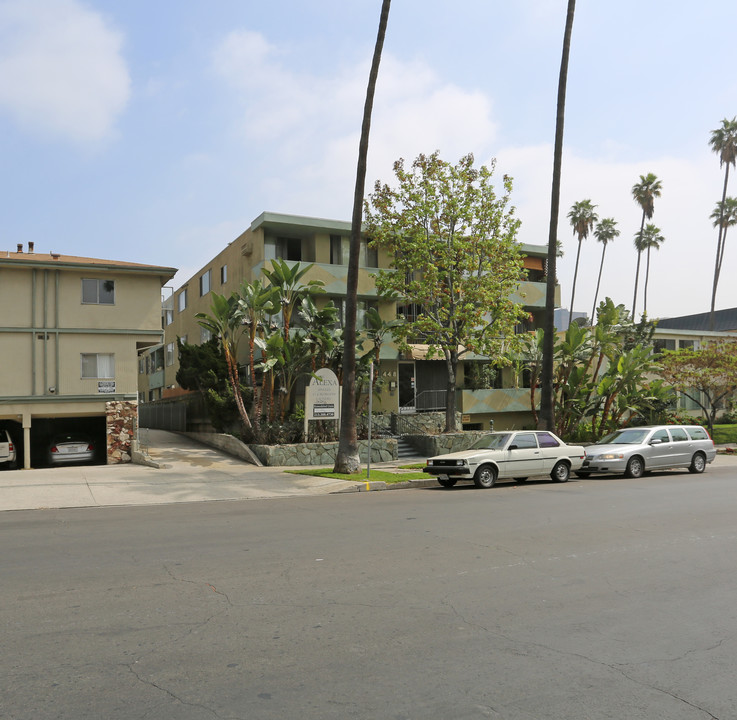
(287, 467), (428, 483)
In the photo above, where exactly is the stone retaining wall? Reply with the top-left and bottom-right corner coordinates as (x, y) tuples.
(249, 438), (397, 466)
(106, 400), (137, 464)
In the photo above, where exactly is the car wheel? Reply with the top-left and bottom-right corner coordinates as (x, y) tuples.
(551, 461), (570, 483)
(575, 471), (590, 478)
(514, 477), (527, 483)
(437, 477), (458, 488)
(689, 452), (706, 474)
(625, 456), (644, 479)
(473, 464), (497, 489)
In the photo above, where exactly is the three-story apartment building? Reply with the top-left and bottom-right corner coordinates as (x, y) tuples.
(0, 244), (176, 469)
(141, 211), (558, 431)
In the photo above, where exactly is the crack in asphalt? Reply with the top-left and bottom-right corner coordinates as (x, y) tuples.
(444, 599), (723, 719)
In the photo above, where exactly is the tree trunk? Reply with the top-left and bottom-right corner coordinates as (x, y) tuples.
(710, 164), (731, 330)
(569, 238), (582, 318)
(539, 0), (576, 432)
(632, 212), (645, 318)
(591, 245), (606, 324)
(444, 349), (459, 432)
(333, 0), (391, 473)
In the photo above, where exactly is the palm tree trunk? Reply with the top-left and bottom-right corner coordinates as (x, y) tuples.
(710, 164), (731, 329)
(569, 238), (582, 319)
(591, 245), (606, 324)
(334, 0), (390, 473)
(632, 212), (645, 318)
(539, 0), (576, 432)
(644, 246), (654, 315)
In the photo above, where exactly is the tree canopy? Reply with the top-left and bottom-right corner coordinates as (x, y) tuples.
(659, 342), (737, 437)
(365, 151), (528, 431)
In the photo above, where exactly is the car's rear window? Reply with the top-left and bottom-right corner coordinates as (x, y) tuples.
(537, 432), (560, 448)
(669, 427), (689, 442)
(686, 426), (709, 440)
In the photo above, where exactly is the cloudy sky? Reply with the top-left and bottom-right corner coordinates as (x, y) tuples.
(1, 0), (735, 320)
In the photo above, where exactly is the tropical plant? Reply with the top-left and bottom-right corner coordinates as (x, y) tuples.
(566, 199), (598, 319)
(631, 173), (662, 318)
(260, 260), (324, 341)
(195, 293), (253, 437)
(634, 223), (664, 316)
(590, 218), (619, 324)
(539, 0), (576, 433)
(334, 0), (391, 474)
(365, 151), (528, 433)
(709, 117), (737, 328)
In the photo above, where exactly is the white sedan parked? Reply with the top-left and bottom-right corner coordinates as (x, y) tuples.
(423, 430), (586, 488)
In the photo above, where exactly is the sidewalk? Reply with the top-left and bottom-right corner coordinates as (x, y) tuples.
(0, 430), (430, 513)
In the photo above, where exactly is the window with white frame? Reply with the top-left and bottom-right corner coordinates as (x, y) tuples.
(178, 289), (187, 312)
(163, 309), (173, 326)
(200, 269), (212, 296)
(220, 264), (228, 284)
(81, 353), (115, 378)
(82, 278), (115, 304)
(201, 327), (212, 343)
(166, 342), (176, 366)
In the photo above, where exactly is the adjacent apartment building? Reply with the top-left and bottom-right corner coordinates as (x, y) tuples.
(140, 212), (558, 430)
(0, 243), (176, 469)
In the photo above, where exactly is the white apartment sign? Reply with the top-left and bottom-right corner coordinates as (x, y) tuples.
(305, 368), (340, 421)
(98, 381), (116, 394)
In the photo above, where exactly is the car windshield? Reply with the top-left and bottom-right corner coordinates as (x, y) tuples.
(470, 433), (511, 450)
(597, 429), (649, 445)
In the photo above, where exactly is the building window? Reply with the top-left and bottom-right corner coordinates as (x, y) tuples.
(81, 353), (115, 379)
(201, 327), (212, 343)
(178, 289), (187, 312)
(265, 236), (303, 261)
(163, 309), (173, 326)
(220, 265), (228, 284)
(199, 270), (211, 296)
(138, 357), (145, 374)
(679, 339), (696, 350)
(166, 342), (176, 366)
(82, 278), (115, 305)
(330, 235), (378, 268)
(653, 338), (676, 354)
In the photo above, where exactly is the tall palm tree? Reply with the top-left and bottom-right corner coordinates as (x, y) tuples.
(539, 0), (576, 432)
(709, 117), (737, 328)
(566, 199), (598, 320)
(590, 217), (619, 324)
(631, 173), (662, 318)
(710, 196), (737, 294)
(635, 224), (664, 315)
(334, 0), (391, 474)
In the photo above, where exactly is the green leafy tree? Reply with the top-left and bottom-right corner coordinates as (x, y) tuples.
(635, 223), (664, 316)
(631, 173), (662, 318)
(659, 342), (737, 437)
(540, 0), (577, 433)
(366, 151), (528, 432)
(590, 218), (619, 323)
(566, 199), (598, 318)
(709, 117), (737, 328)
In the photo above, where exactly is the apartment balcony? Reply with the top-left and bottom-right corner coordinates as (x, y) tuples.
(510, 280), (559, 309)
(458, 387), (535, 415)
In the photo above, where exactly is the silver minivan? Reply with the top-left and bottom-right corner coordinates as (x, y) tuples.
(577, 425), (716, 478)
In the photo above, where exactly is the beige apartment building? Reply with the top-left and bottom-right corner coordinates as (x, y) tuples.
(0, 243), (176, 469)
(141, 212), (557, 431)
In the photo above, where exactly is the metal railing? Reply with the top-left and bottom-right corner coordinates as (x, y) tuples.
(400, 390), (447, 413)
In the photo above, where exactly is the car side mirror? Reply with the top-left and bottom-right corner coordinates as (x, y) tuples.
(508, 444), (518, 451)
(650, 438), (662, 445)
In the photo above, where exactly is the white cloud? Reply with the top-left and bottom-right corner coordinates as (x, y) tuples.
(0, 0), (130, 143)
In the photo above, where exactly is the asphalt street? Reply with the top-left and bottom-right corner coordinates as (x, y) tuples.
(3, 463), (737, 720)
